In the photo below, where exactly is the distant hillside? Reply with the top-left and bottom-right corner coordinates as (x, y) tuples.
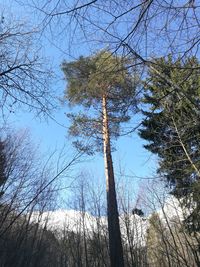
(30, 196), (186, 246)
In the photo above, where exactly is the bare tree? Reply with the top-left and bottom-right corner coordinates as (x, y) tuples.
(144, 181), (200, 267)
(21, 1), (199, 66)
(0, 14), (55, 116)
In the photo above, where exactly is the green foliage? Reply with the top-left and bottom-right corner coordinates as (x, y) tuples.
(139, 56), (200, 231)
(139, 56), (200, 196)
(62, 50), (138, 153)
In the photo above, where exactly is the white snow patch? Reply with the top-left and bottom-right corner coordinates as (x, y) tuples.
(30, 196), (189, 246)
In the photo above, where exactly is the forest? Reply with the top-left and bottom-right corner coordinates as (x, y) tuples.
(0, 1), (199, 266)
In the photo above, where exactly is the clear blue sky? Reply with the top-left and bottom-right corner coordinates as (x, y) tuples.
(1, 0), (157, 194)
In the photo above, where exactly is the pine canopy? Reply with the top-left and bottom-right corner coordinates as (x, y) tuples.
(140, 57), (200, 193)
(62, 50), (138, 153)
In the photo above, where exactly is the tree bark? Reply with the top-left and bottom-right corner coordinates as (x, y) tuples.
(102, 94), (124, 267)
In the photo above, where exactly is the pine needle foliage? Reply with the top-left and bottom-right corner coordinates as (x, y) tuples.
(62, 50), (138, 154)
(139, 56), (200, 232)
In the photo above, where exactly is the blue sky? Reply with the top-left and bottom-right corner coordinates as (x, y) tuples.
(1, 0), (157, 194)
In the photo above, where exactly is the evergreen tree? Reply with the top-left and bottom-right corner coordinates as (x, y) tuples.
(139, 56), (200, 231)
(62, 50), (138, 267)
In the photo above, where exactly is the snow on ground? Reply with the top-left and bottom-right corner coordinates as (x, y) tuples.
(31, 209), (148, 246)
(30, 196), (187, 245)
(31, 209), (107, 234)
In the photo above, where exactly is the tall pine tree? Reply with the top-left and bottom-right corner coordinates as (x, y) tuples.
(62, 50), (138, 267)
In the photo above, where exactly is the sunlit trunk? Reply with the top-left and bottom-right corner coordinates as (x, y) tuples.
(102, 94), (124, 267)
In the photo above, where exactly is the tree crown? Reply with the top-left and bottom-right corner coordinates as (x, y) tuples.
(62, 50), (138, 153)
(139, 56), (200, 199)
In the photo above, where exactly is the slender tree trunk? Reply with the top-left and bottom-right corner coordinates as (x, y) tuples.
(102, 94), (124, 267)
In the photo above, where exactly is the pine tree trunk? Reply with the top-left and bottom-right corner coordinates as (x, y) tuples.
(102, 94), (124, 267)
